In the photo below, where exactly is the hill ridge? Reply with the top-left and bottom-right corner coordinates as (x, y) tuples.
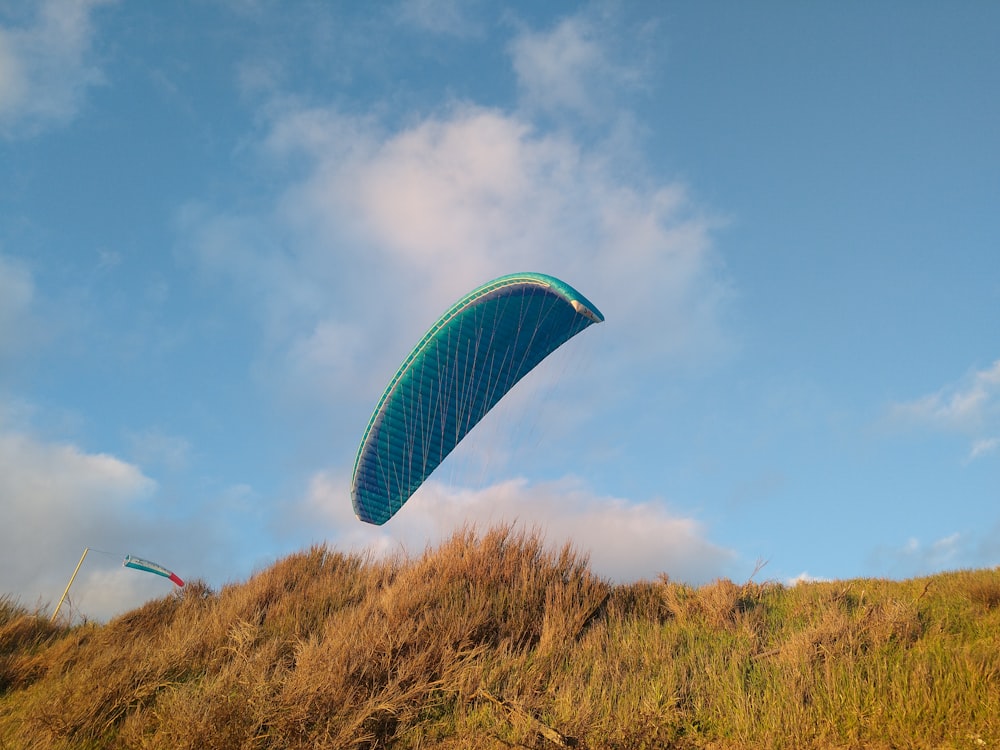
(2, 524), (998, 748)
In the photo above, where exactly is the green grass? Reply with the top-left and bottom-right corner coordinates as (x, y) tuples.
(2, 525), (998, 749)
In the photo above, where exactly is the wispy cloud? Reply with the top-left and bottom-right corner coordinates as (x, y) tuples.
(0, 254), (34, 360)
(300, 472), (735, 584)
(509, 11), (648, 123)
(891, 360), (1000, 430)
(870, 532), (975, 578)
(396, 0), (485, 38)
(0, 0), (116, 138)
(889, 359), (1000, 461)
(125, 429), (193, 472)
(967, 436), (1000, 463)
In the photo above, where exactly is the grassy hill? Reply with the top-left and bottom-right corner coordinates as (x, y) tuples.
(2, 525), (998, 749)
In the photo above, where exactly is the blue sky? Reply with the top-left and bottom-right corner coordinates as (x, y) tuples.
(2, 0), (998, 622)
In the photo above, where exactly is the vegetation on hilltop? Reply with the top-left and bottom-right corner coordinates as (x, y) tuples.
(2, 525), (998, 749)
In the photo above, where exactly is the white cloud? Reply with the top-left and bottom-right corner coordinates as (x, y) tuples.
(0, 425), (267, 622)
(511, 17), (601, 117)
(889, 360), (1000, 460)
(0, 430), (160, 618)
(174, 5), (728, 426)
(891, 360), (1000, 430)
(300, 471), (735, 584)
(509, 13), (643, 121)
(0, 0), (115, 138)
(203, 101), (729, 405)
(967, 436), (1000, 463)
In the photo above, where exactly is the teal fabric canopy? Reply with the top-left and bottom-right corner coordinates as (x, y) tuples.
(351, 272), (604, 525)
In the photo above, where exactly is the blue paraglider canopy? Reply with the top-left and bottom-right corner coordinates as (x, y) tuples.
(350, 272), (604, 525)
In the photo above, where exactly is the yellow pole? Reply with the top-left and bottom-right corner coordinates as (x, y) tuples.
(50, 547), (89, 624)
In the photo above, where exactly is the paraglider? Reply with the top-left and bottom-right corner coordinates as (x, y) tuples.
(351, 272), (604, 525)
(124, 554), (185, 587)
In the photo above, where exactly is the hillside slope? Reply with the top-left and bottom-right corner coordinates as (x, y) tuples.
(2, 525), (999, 749)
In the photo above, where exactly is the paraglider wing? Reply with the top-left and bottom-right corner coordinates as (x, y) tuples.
(123, 554), (185, 587)
(351, 272), (604, 525)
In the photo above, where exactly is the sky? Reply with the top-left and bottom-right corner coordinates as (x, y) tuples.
(1, 0), (998, 622)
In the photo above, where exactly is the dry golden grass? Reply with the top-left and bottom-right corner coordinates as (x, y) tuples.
(1, 526), (998, 749)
